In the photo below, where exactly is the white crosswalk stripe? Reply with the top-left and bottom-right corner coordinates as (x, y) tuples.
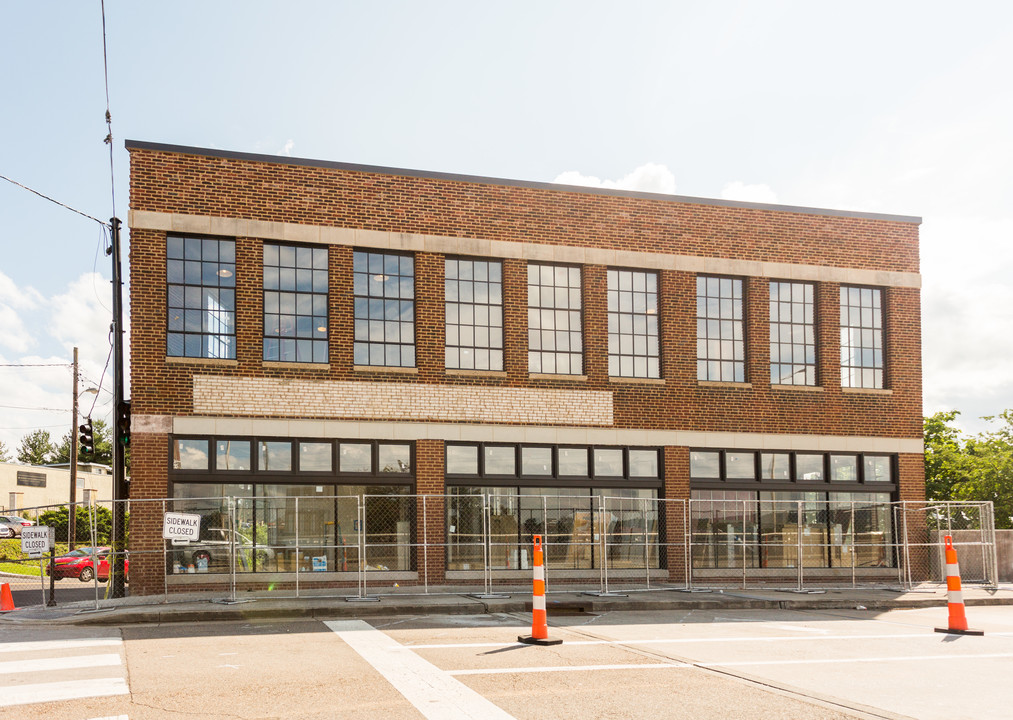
(0, 636), (129, 708)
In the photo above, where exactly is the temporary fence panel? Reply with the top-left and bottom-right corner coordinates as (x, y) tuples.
(897, 501), (998, 589)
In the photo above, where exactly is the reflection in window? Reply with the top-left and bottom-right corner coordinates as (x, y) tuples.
(446, 445), (478, 474)
(628, 450), (659, 477)
(864, 456), (892, 482)
(353, 252), (415, 367)
(339, 443), (372, 473)
(557, 447), (588, 476)
(299, 442), (332, 472)
(841, 286), (884, 389)
(830, 455), (858, 482)
(445, 258), (503, 371)
(690, 451), (721, 479)
(378, 444), (411, 474)
(263, 243), (328, 363)
(726, 452), (756, 480)
(760, 453), (790, 480)
(594, 448), (623, 477)
(696, 276), (744, 382)
(216, 440), (251, 471)
(691, 489), (758, 568)
(528, 263), (582, 375)
(770, 281), (815, 385)
(521, 447), (552, 476)
(484, 446), (515, 475)
(167, 236), (236, 359)
(172, 439), (210, 470)
(258, 442), (292, 472)
(607, 269), (659, 378)
(795, 454), (824, 481)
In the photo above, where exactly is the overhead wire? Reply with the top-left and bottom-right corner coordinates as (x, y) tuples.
(0, 174), (109, 227)
(101, 0), (116, 218)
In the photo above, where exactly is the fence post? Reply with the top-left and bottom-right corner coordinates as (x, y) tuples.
(294, 496), (300, 599)
(229, 498), (237, 604)
(422, 494), (429, 595)
(796, 500), (803, 592)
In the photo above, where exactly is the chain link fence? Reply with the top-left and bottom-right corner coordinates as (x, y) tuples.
(0, 495), (998, 610)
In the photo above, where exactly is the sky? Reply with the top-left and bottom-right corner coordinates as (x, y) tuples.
(1, 1), (1012, 456)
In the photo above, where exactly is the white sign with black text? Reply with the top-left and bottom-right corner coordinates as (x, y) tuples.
(162, 512), (202, 541)
(21, 526), (54, 557)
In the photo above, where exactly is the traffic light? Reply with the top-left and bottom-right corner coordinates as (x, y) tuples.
(116, 399), (131, 447)
(79, 419), (94, 458)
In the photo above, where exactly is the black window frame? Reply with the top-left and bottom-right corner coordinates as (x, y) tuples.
(353, 250), (416, 368)
(607, 267), (660, 379)
(527, 262), (584, 376)
(262, 242), (329, 363)
(840, 284), (885, 389)
(166, 234), (237, 360)
(696, 274), (745, 383)
(445, 256), (504, 371)
(769, 279), (817, 386)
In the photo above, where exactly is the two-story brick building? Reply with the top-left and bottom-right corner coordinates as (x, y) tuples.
(125, 140), (922, 595)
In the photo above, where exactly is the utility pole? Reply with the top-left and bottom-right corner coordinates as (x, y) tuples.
(109, 217), (128, 598)
(69, 347), (78, 551)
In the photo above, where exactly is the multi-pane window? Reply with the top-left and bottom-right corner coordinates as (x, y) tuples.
(263, 244), (328, 363)
(607, 269), (660, 378)
(696, 276), (744, 382)
(840, 286), (883, 388)
(528, 264), (582, 375)
(769, 281), (815, 385)
(167, 236), (236, 359)
(353, 252), (415, 367)
(445, 259), (504, 371)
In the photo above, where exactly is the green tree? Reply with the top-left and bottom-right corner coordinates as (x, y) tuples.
(0, 440), (11, 463)
(37, 504), (114, 543)
(16, 429), (55, 465)
(51, 419), (114, 466)
(924, 410), (1013, 529)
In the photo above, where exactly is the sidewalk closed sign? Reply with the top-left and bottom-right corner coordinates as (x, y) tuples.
(22, 526), (53, 557)
(162, 512), (201, 541)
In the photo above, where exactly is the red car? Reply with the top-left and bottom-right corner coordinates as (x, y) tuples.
(47, 546), (129, 583)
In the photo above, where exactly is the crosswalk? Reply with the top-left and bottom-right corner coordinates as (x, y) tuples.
(0, 636), (129, 708)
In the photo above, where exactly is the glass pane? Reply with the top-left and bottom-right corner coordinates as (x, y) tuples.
(521, 447), (552, 476)
(864, 456), (892, 482)
(216, 440), (251, 471)
(594, 448), (623, 477)
(628, 450), (659, 477)
(830, 455), (858, 482)
(557, 447), (588, 476)
(726, 451), (756, 479)
(299, 442), (332, 472)
(485, 446), (516, 475)
(258, 442), (292, 472)
(447, 445), (478, 474)
(172, 439), (209, 470)
(690, 451), (721, 479)
(760, 453), (790, 480)
(378, 444), (411, 474)
(339, 443), (372, 473)
(795, 454), (824, 481)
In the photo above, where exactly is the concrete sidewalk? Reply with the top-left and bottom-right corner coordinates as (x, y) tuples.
(3, 583), (1012, 626)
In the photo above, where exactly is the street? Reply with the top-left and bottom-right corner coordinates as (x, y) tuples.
(2, 605), (1012, 719)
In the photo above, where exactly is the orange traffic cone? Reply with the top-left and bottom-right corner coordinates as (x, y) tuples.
(0, 583), (15, 612)
(518, 535), (561, 646)
(934, 535), (983, 636)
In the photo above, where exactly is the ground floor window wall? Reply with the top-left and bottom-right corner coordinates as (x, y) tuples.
(691, 490), (895, 570)
(170, 482), (412, 574)
(447, 487), (660, 571)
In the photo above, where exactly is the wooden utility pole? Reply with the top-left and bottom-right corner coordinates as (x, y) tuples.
(69, 346), (78, 551)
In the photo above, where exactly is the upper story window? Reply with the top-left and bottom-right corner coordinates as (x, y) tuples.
(528, 263), (582, 375)
(696, 276), (744, 382)
(445, 258), (504, 371)
(263, 244), (328, 363)
(770, 281), (815, 385)
(167, 236), (236, 359)
(353, 252), (415, 367)
(608, 269), (659, 378)
(840, 286), (883, 388)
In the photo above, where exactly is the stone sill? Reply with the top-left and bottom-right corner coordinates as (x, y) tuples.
(445, 369), (508, 378)
(842, 387), (893, 396)
(528, 373), (588, 382)
(165, 356), (239, 367)
(697, 381), (753, 390)
(262, 361), (331, 370)
(609, 376), (665, 385)
(771, 384), (824, 392)
(353, 365), (419, 375)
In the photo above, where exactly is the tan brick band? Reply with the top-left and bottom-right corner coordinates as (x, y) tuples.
(192, 376), (614, 426)
(129, 210), (921, 290)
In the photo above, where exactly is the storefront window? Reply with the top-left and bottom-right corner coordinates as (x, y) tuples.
(446, 445), (478, 474)
(216, 440), (251, 471)
(726, 451), (756, 480)
(830, 455), (858, 482)
(864, 456), (892, 482)
(172, 439), (209, 470)
(795, 454), (824, 482)
(558, 447), (588, 476)
(691, 490), (758, 569)
(378, 444), (411, 474)
(339, 443), (371, 473)
(690, 451), (721, 479)
(521, 447), (553, 476)
(594, 449), (623, 477)
(760, 453), (790, 480)
(259, 442), (292, 472)
(299, 442), (332, 472)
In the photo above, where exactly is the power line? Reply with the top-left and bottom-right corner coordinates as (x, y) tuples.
(0, 174), (109, 227)
(100, 0), (116, 218)
(0, 404), (69, 412)
(0, 363), (73, 368)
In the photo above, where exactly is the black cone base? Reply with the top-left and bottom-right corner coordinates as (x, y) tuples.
(935, 627), (984, 636)
(518, 635), (563, 646)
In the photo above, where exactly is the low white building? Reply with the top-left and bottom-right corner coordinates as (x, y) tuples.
(0, 462), (113, 512)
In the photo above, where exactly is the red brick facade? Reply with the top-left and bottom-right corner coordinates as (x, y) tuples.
(126, 141), (923, 593)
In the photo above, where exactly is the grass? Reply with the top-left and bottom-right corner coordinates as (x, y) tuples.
(0, 560), (43, 576)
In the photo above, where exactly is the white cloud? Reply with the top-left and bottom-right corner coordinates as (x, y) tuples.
(0, 270), (43, 353)
(720, 181), (778, 204)
(281, 139), (295, 157)
(553, 163), (677, 195)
